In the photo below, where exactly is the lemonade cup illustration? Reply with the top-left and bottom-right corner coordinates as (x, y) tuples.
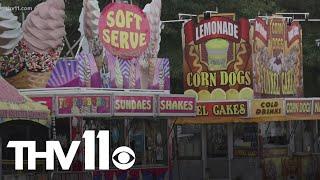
(205, 39), (229, 71)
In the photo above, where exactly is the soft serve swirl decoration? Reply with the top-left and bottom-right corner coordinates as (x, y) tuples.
(0, 5), (24, 77)
(21, 0), (66, 72)
(0, 5), (22, 55)
(22, 0), (65, 53)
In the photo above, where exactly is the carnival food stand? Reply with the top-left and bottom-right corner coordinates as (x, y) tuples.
(16, 1), (196, 179)
(3, 0), (195, 179)
(179, 11), (320, 180)
(176, 98), (320, 180)
(20, 88), (196, 180)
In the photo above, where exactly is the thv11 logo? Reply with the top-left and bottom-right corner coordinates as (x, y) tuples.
(7, 130), (135, 170)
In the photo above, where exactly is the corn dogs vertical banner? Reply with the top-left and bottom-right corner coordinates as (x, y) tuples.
(252, 17), (303, 98)
(182, 14), (253, 101)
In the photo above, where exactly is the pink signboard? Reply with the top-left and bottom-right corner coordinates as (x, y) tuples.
(158, 95), (196, 116)
(114, 95), (154, 116)
(57, 96), (112, 116)
(30, 97), (53, 112)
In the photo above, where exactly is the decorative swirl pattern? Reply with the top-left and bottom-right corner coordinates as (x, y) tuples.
(129, 60), (136, 89)
(234, 42), (246, 71)
(189, 45), (203, 73)
(115, 60), (123, 88)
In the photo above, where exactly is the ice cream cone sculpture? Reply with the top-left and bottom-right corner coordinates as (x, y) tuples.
(0, 5), (24, 78)
(139, 0), (162, 89)
(0, 5), (23, 55)
(79, 0), (104, 71)
(1, 0), (66, 89)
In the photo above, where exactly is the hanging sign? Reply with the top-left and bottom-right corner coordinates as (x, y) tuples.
(99, 3), (150, 59)
(197, 101), (248, 118)
(183, 14), (253, 101)
(251, 99), (284, 117)
(158, 95), (196, 116)
(252, 17), (303, 98)
(113, 95), (154, 116)
(57, 96), (112, 116)
(285, 99), (312, 115)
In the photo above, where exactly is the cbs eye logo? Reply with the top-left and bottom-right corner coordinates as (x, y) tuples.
(112, 146), (135, 170)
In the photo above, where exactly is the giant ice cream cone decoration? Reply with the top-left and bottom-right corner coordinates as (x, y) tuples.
(140, 0), (162, 89)
(0, 5), (24, 78)
(81, 0), (104, 70)
(22, 0), (65, 54)
(4, 0), (66, 88)
(0, 6), (23, 55)
(143, 0), (162, 57)
(83, 0), (99, 40)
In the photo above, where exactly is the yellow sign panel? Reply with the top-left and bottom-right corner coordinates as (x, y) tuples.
(251, 99), (284, 117)
(313, 100), (320, 114)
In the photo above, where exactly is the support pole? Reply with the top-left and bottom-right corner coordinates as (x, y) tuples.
(201, 125), (207, 180)
(51, 116), (58, 171)
(227, 123), (233, 180)
(174, 125), (181, 180)
(0, 137), (2, 180)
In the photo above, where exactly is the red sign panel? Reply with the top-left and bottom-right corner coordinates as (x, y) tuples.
(30, 97), (53, 112)
(114, 95), (154, 116)
(99, 3), (150, 59)
(197, 101), (248, 118)
(57, 96), (112, 116)
(158, 95), (196, 116)
(183, 14), (253, 101)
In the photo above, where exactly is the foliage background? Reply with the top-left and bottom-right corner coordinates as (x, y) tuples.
(2, 0), (320, 96)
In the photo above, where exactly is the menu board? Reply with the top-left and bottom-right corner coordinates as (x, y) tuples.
(251, 99), (284, 117)
(197, 101), (248, 118)
(57, 95), (112, 116)
(113, 95), (154, 116)
(158, 95), (196, 116)
(285, 99), (312, 115)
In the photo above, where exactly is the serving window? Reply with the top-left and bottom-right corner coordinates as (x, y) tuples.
(260, 122), (289, 148)
(207, 124), (228, 158)
(177, 125), (202, 159)
(292, 121), (317, 153)
(233, 123), (258, 157)
(83, 118), (168, 168)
